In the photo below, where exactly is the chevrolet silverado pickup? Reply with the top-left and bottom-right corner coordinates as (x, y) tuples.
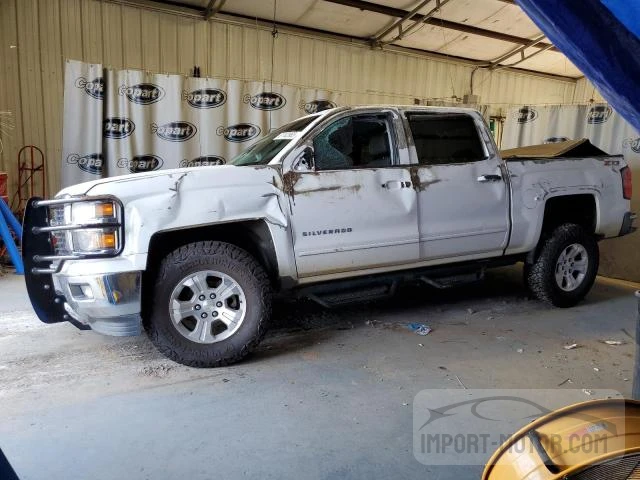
(23, 106), (635, 367)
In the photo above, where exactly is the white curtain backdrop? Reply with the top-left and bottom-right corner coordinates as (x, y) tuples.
(503, 103), (640, 282)
(62, 59), (341, 187)
(502, 104), (640, 158)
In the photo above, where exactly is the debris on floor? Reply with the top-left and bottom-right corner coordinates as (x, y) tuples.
(603, 340), (624, 346)
(563, 343), (579, 350)
(582, 389), (594, 396)
(406, 323), (432, 336)
(516, 348), (524, 354)
(455, 374), (467, 389)
(139, 363), (174, 378)
(557, 378), (572, 386)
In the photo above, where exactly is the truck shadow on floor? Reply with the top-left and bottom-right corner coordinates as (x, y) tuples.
(251, 265), (635, 362)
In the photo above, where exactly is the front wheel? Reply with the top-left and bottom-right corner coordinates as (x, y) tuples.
(525, 224), (599, 308)
(147, 241), (272, 367)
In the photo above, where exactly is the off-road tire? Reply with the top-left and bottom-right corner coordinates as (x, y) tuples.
(147, 241), (271, 367)
(525, 223), (598, 308)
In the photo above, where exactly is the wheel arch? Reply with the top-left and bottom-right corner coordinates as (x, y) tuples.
(526, 193), (598, 264)
(141, 220), (279, 324)
(541, 193), (598, 235)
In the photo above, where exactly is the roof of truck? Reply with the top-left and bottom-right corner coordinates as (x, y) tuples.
(325, 105), (483, 115)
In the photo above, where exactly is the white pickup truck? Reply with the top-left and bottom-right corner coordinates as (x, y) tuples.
(23, 106), (635, 367)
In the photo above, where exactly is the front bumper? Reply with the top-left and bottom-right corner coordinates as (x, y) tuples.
(22, 197), (142, 336)
(55, 271), (142, 336)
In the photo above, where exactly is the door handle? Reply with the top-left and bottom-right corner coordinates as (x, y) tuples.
(477, 174), (502, 183)
(382, 180), (412, 189)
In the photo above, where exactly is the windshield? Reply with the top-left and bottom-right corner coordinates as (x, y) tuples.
(229, 116), (318, 166)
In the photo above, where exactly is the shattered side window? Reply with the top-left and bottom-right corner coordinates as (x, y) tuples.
(313, 115), (393, 170)
(313, 118), (354, 170)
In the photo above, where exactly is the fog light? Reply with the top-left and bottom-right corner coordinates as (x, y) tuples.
(69, 283), (94, 299)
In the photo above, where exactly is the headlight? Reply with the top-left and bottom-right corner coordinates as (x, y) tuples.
(71, 200), (119, 224)
(72, 228), (120, 252)
(46, 198), (123, 257)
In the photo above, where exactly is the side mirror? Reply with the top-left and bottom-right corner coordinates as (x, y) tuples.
(294, 147), (314, 172)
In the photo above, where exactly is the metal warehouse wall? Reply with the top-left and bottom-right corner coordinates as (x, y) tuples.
(0, 0), (580, 199)
(573, 77), (606, 103)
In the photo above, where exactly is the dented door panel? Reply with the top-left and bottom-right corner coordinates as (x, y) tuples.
(286, 168), (419, 277)
(505, 157), (629, 255)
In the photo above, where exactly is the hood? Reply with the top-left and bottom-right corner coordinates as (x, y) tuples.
(55, 164), (290, 256)
(57, 165), (281, 199)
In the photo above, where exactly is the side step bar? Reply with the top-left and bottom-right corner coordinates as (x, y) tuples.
(300, 268), (488, 308)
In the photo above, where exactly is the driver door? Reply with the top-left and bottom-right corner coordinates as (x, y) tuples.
(284, 112), (419, 278)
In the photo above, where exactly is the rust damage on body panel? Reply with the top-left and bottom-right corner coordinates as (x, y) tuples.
(294, 184), (362, 196)
(281, 170), (301, 197)
(279, 170), (362, 197)
(409, 166), (442, 192)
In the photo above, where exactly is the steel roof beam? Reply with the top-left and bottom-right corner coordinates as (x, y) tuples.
(372, 0), (434, 42)
(105, 0), (575, 81)
(378, 0), (454, 47)
(322, 0), (558, 52)
(492, 43), (555, 70)
(488, 34), (546, 67)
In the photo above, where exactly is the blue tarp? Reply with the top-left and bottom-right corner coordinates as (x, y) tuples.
(516, 0), (640, 133)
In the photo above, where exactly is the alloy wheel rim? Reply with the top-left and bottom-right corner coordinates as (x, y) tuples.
(554, 243), (589, 292)
(169, 270), (246, 344)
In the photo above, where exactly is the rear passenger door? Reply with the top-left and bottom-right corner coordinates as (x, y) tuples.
(404, 111), (510, 261)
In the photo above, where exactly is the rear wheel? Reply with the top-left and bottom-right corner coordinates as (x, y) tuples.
(147, 241), (271, 367)
(525, 223), (598, 308)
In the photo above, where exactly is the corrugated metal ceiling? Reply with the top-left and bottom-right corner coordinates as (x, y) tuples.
(141, 0), (582, 78)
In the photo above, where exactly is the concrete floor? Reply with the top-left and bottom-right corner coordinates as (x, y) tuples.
(0, 266), (638, 479)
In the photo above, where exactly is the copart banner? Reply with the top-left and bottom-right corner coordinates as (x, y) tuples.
(62, 59), (340, 188)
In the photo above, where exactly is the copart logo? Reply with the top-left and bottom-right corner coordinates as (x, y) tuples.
(299, 99), (337, 114)
(216, 123), (261, 142)
(623, 138), (640, 153)
(117, 155), (164, 173)
(587, 105), (612, 124)
(151, 121), (197, 142)
(118, 83), (165, 105)
(66, 153), (103, 175)
(104, 117), (135, 139)
(183, 88), (226, 108)
(180, 156), (226, 167)
(244, 92), (286, 111)
(516, 106), (538, 124)
(74, 77), (104, 100)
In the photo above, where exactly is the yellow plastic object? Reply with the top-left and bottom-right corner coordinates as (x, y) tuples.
(94, 201), (115, 218)
(482, 399), (640, 480)
(100, 231), (116, 249)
